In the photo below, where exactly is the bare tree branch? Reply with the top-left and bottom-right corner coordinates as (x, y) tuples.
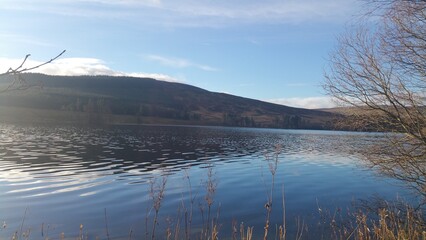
(324, 1), (426, 200)
(0, 50), (66, 93)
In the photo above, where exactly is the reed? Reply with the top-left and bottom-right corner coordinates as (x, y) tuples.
(3, 155), (425, 240)
(148, 175), (167, 240)
(262, 145), (282, 240)
(181, 169), (195, 240)
(203, 164), (217, 239)
(354, 206), (425, 240)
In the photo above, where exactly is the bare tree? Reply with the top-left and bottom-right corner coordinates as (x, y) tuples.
(0, 50), (66, 93)
(323, 1), (426, 199)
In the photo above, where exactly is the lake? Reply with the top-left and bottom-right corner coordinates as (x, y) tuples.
(0, 124), (419, 239)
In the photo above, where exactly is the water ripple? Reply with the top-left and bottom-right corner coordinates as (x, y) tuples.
(0, 123), (411, 239)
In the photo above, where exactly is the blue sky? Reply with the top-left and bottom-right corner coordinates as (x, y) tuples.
(0, 0), (362, 108)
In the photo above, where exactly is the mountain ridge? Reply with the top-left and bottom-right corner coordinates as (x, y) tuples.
(0, 73), (337, 129)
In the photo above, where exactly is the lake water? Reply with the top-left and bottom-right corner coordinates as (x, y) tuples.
(0, 124), (419, 239)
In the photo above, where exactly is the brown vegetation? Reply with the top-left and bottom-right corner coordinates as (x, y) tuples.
(4, 157), (424, 240)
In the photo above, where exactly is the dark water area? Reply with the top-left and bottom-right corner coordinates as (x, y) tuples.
(0, 124), (419, 239)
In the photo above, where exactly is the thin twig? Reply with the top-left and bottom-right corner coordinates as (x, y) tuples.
(0, 50), (66, 76)
(19, 207), (28, 240)
(104, 208), (111, 240)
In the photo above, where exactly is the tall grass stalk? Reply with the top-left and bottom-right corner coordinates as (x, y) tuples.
(239, 222), (253, 240)
(279, 184), (287, 240)
(200, 164), (217, 239)
(357, 206), (425, 240)
(104, 208), (110, 240)
(78, 224), (84, 240)
(295, 217), (306, 240)
(183, 169), (196, 240)
(149, 175), (167, 240)
(128, 227), (133, 240)
(167, 203), (182, 240)
(13, 207), (29, 240)
(263, 145), (281, 240)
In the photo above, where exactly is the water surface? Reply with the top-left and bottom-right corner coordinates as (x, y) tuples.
(0, 124), (417, 238)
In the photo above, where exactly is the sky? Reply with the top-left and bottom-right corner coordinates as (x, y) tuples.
(0, 0), (363, 109)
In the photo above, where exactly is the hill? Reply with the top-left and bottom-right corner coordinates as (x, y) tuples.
(0, 73), (337, 129)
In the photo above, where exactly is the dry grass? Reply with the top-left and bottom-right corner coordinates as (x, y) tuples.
(5, 196), (424, 240)
(3, 161), (425, 240)
(352, 207), (425, 240)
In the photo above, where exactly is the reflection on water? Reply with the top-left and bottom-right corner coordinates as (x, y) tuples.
(0, 124), (417, 238)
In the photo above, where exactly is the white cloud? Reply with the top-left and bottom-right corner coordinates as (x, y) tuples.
(0, 57), (181, 82)
(167, 1), (359, 25)
(267, 96), (337, 109)
(147, 55), (218, 71)
(126, 72), (179, 82)
(0, 0), (360, 27)
(70, 0), (162, 7)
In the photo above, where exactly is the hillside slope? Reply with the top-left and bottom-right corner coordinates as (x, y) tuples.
(0, 74), (336, 129)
